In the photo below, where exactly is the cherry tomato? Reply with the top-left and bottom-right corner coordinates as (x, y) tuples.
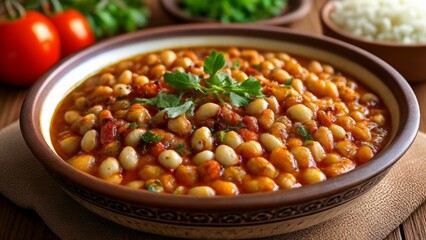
(0, 11), (61, 86)
(50, 9), (95, 57)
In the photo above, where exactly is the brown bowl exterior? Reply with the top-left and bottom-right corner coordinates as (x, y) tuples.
(20, 24), (420, 239)
(321, 1), (426, 83)
(160, 0), (312, 26)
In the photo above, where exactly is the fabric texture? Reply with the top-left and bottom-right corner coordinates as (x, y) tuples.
(0, 121), (425, 240)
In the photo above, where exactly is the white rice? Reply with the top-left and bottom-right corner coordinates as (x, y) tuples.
(330, 0), (426, 44)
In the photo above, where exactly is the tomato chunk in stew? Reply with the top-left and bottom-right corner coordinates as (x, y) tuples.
(50, 47), (390, 196)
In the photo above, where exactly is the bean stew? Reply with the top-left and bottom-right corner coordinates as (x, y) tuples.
(50, 47), (390, 196)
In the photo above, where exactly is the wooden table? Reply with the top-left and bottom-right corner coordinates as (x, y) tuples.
(1, 1), (425, 239)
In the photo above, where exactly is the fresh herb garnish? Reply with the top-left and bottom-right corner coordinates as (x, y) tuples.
(175, 143), (186, 154)
(128, 122), (138, 128)
(284, 78), (293, 86)
(231, 60), (240, 70)
(134, 91), (194, 118)
(252, 64), (260, 69)
(141, 130), (163, 144)
(295, 123), (312, 145)
(164, 51), (264, 107)
(146, 179), (163, 192)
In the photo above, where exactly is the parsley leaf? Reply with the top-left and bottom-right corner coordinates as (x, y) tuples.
(164, 101), (194, 118)
(204, 50), (225, 78)
(295, 123), (313, 145)
(231, 60), (240, 70)
(164, 71), (203, 92)
(141, 130), (163, 144)
(285, 78), (293, 86)
(164, 51), (264, 108)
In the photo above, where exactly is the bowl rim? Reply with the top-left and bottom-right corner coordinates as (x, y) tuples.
(20, 24), (420, 211)
(320, 1), (426, 47)
(159, 0), (312, 25)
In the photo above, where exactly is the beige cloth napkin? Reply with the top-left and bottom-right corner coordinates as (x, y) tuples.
(0, 121), (425, 240)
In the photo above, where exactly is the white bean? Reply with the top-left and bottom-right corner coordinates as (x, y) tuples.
(260, 133), (283, 152)
(119, 146), (139, 170)
(223, 131), (243, 149)
(68, 154), (96, 173)
(125, 129), (145, 147)
(167, 114), (192, 136)
(195, 103), (220, 120)
(81, 129), (99, 153)
(286, 104), (313, 123)
(98, 157), (121, 179)
(246, 99), (268, 116)
(215, 145), (240, 167)
(158, 150), (182, 169)
(191, 127), (214, 152)
(60, 136), (82, 154)
(188, 186), (216, 197)
(118, 70), (133, 84)
(193, 150), (215, 166)
(64, 110), (81, 125)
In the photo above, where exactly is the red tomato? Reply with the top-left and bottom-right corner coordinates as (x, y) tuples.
(50, 9), (95, 57)
(0, 11), (61, 86)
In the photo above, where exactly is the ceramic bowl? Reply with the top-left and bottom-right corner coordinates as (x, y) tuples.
(320, 1), (426, 83)
(160, 0), (312, 25)
(20, 24), (420, 239)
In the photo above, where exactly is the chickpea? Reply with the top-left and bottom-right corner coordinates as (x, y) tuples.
(68, 154), (96, 174)
(260, 61), (274, 75)
(308, 60), (323, 74)
(247, 157), (277, 178)
(118, 146), (139, 170)
(127, 105), (151, 125)
(188, 186), (216, 197)
(211, 180), (239, 196)
(361, 93), (379, 105)
(98, 72), (115, 86)
(88, 105), (103, 115)
(270, 68), (291, 83)
(223, 166), (247, 184)
(243, 177), (278, 193)
(149, 64), (166, 79)
(60, 136), (82, 154)
(306, 141), (326, 163)
(64, 110), (81, 125)
(287, 137), (303, 149)
(158, 150), (182, 169)
(246, 99), (268, 116)
(352, 126), (372, 142)
(167, 114), (192, 136)
(324, 81), (339, 98)
(270, 148), (299, 174)
(291, 146), (315, 170)
(160, 173), (178, 193)
(113, 83), (131, 97)
(144, 53), (159, 66)
(260, 133), (284, 152)
(81, 129), (99, 153)
(276, 173), (300, 189)
(151, 110), (167, 126)
(356, 145), (374, 163)
(92, 86), (113, 98)
(223, 131), (243, 149)
(175, 57), (193, 68)
(139, 165), (165, 180)
(195, 103), (220, 121)
(372, 114), (385, 126)
(301, 167), (326, 185)
(118, 70), (133, 84)
(134, 75), (149, 86)
(98, 157), (121, 179)
(193, 150), (215, 166)
(125, 128), (145, 147)
(191, 127), (214, 152)
(160, 50), (177, 67)
(258, 109), (275, 130)
(236, 141), (263, 159)
(286, 104), (313, 123)
(313, 126), (334, 152)
(175, 165), (198, 186)
(197, 160), (222, 182)
(231, 70), (248, 82)
(215, 145), (240, 167)
(74, 96), (87, 110)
